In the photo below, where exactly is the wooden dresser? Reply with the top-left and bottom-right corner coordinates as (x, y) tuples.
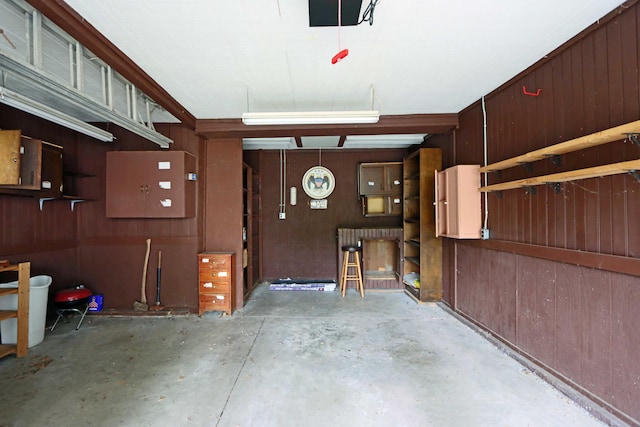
(197, 252), (234, 316)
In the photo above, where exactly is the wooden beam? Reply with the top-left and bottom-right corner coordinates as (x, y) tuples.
(480, 120), (640, 172)
(480, 159), (640, 192)
(195, 114), (459, 139)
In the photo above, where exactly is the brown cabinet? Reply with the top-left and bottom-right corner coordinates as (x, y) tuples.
(359, 162), (403, 217)
(359, 162), (403, 195)
(0, 130), (63, 198)
(198, 252), (233, 316)
(106, 150), (196, 218)
(435, 165), (481, 239)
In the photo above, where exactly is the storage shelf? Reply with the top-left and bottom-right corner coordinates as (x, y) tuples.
(405, 256), (420, 266)
(0, 344), (18, 359)
(480, 119), (640, 173)
(480, 159), (640, 192)
(405, 239), (421, 248)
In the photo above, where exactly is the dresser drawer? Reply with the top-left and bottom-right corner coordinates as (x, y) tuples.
(198, 268), (231, 282)
(199, 281), (231, 293)
(199, 255), (231, 269)
(199, 293), (231, 314)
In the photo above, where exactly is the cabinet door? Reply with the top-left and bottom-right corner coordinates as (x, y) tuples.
(359, 164), (386, 194)
(106, 151), (196, 218)
(144, 151), (195, 218)
(106, 151), (148, 217)
(435, 170), (447, 237)
(39, 142), (63, 198)
(387, 163), (403, 194)
(0, 130), (21, 185)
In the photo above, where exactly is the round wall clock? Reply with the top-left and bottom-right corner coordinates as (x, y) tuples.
(302, 166), (336, 199)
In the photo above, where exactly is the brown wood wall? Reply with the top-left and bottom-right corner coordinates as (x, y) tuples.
(0, 105), (202, 311)
(448, 4), (640, 424)
(254, 149), (406, 282)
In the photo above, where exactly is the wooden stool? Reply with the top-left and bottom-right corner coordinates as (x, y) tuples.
(339, 245), (364, 298)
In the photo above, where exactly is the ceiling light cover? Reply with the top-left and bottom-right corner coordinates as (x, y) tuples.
(242, 110), (379, 125)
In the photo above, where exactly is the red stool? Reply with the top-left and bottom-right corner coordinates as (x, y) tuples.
(50, 286), (92, 331)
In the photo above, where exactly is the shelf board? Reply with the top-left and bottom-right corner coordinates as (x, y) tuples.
(0, 344), (17, 359)
(0, 310), (18, 321)
(405, 256), (420, 266)
(480, 119), (640, 173)
(0, 288), (17, 297)
(405, 239), (421, 248)
(480, 159), (640, 192)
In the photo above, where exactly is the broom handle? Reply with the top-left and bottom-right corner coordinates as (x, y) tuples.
(141, 238), (151, 304)
(156, 251), (162, 305)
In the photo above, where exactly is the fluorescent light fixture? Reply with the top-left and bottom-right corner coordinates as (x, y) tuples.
(0, 87), (114, 142)
(242, 110), (379, 125)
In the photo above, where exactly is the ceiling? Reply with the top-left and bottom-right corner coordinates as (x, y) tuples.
(60, 0), (624, 149)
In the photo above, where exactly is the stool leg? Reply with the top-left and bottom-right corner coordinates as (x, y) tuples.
(340, 251), (348, 297)
(354, 251), (364, 298)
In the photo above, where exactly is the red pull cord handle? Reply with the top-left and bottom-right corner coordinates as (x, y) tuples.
(522, 85), (541, 96)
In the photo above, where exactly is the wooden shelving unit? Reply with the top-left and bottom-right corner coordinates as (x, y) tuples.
(0, 262), (30, 359)
(242, 163), (261, 298)
(402, 148), (442, 302)
(480, 120), (640, 192)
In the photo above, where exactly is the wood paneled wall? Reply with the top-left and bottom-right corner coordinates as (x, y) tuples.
(0, 105), (202, 311)
(448, 4), (640, 424)
(255, 149), (406, 282)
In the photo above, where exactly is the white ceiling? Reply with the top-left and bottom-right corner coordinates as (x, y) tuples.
(62, 0), (624, 149)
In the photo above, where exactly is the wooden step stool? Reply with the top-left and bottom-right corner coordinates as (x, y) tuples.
(339, 245), (364, 298)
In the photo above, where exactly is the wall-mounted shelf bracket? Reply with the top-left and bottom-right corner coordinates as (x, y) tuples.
(519, 162), (533, 173)
(547, 182), (562, 193)
(69, 199), (85, 211)
(39, 198), (55, 211)
(628, 170), (640, 183)
(547, 154), (562, 166)
(626, 133), (640, 145)
(524, 186), (537, 195)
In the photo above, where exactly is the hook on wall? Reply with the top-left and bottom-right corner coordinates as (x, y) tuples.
(522, 85), (541, 97)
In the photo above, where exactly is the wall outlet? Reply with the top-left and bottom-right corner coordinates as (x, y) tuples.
(279, 212), (286, 220)
(481, 228), (490, 240)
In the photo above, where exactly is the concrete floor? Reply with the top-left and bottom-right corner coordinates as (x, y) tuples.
(0, 284), (611, 427)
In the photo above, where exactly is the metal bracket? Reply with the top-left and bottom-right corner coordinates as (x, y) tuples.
(524, 186), (537, 195)
(626, 133), (640, 145)
(520, 162), (533, 173)
(38, 198), (55, 211)
(547, 155), (562, 166)
(547, 182), (562, 193)
(628, 170), (640, 183)
(519, 162), (533, 173)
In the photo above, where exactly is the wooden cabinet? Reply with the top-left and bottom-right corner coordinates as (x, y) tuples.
(198, 252), (233, 316)
(435, 165), (481, 239)
(359, 162), (403, 195)
(402, 148), (442, 302)
(106, 150), (196, 218)
(0, 130), (63, 198)
(359, 162), (403, 217)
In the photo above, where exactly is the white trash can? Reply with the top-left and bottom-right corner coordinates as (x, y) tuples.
(0, 275), (52, 348)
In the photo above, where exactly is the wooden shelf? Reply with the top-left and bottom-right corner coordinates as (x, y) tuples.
(479, 119), (640, 173)
(0, 262), (30, 358)
(480, 159), (640, 192)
